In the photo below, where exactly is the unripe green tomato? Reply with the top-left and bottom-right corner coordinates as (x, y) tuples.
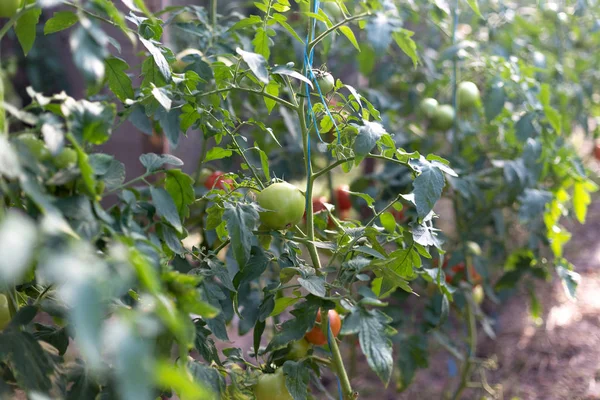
(0, 294), (11, 330)
(53, 148), (78, 169)
(457, 81), (480, 110)
(316, 72), (335, 94)
(0, 0), (21, 18)
(431, 105), (455, 131)
(96, 181), (105, 195)
(16, 133), (50, 161)
(473, 285), (484, 305)
(257, 182), (305, 230)
(287, 339), (311, 360)
(254, 369), (292, 400)
(420, 98), (439, 118)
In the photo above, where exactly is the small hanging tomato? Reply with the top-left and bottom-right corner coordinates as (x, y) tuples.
(204, 171), (233, 190)
(305, 309), (342, 346)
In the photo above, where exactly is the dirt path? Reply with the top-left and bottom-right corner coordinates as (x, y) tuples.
(347, 197), (600, 400)
(475, 197), (600, 400)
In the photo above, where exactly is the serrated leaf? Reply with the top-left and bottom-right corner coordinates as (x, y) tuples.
(165, 170), (195, 220)
(151, 187), (183, 233)
(140, 153), (183, 172)
(392, 29), (418, 67)
(358, 309), (394, 385)
(411, 158), (445, 219)
(251, 28), (270, 60)
(354, 121), (386, 161)
(283, 361), (310, 400)
(140, 37), (171, 81)
(105, 57), (134, 102)
(223, 202), (260, 268)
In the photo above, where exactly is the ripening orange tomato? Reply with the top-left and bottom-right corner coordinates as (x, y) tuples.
(305, 309), (341, 346)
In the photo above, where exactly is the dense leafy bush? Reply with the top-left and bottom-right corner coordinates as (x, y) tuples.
(0, 1), (596, 399)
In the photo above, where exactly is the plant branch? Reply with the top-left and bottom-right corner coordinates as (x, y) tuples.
(307, 13), (371, 55)
(198, 87), (296, 110)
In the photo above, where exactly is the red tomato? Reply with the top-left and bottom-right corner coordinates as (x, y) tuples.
(335, 185), (352, 211)
(305, 309), (342, 346)
(204, 171), (233, 190)
(391, 209), (405, 221)
(594, 143), (600, 160)
(313, 196), (328, 213)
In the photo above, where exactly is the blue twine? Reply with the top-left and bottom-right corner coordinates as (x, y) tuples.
(326, 312), (343, 400)
(303, 0), (342, 214)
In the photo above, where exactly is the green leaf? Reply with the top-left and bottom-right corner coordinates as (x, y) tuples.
(70, 21), (108, 85)
(44, 11), (78, 35)
(151, 187), (183, 233)
(556, 260), (580, 301)
(392, 29), (419, 67)
(105, 57), (135, 102)
(297, 275), (326, 297)
(62, 99), (116, 145)
(15, 1), (41, 56)
(251, 28), (271, 60)
(236, 47), (269, 84)
(229, 15), (262, 31)
(354, 121), (386, 162)
(141, 56), (166, 87)
(73, 145), (97, 195)
(223, 202), (260, 268)
(271, 64), (312, 88)
(140, 37), (171, 82)
(357, 309), (394, 385)
(140, 153), (183, 172)
(543, 105), (562, 134)
(156, 362), (214, 400)
(0, 211), (37, 284)
(205, 147), (233, 162)
(165, 169), (195, 220)
(573, 181), (592, 223)
(484, 80), (505, 121)
(410, 157), (446, 219)
(0, 331), (54, 392)
(380, 212), (396, 233)
(339, 25), (360, 51)
(263, 81), (280, 113)
(465, 0), (483, 18)
(283, 361), (310, 400)
(270, 296), (300, 317)
(152, 86), (172, 111)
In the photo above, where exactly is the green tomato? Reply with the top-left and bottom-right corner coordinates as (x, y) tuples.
(257, 182), (305, 230)
(53, 147), (78, 169)
(254, 369), (293, 400)
(16, 133), (50, 161)
(420, 98), (439, 118)
(316, 72), (335, 94)
(0, 0), (21, 18)
(457, 81), (480, 110)
(0, 294), (11, 330)
(473, 285), (484, 305)
(431, 105), (455, 131)
(287, 339), (311, 360)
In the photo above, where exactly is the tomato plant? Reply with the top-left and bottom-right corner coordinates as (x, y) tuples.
(0, 0), (596, 399)
(0, 294), (10, 330)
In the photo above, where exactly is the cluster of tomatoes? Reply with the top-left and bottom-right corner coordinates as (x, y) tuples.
(437, 259), (485, 305)
(253, 309), (342, 400)
(420, 81), (481, 131)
